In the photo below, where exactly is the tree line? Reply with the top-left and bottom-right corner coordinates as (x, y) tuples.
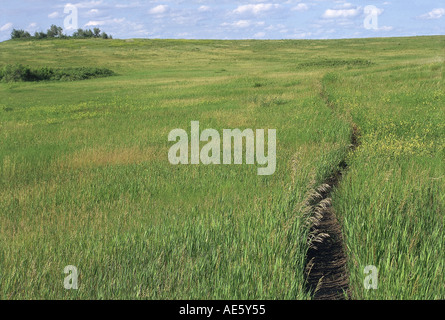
(11, 25), (112, 40)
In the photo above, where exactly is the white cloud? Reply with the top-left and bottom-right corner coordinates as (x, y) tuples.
(85, 21), (105, 26)
(379, 26), (393, 31)
(198, 5), (210, 12)
(420, 8), (445, 20)
(335, 2), (354, 9)
(0, 23), (13, 32)
(221, 20), (265, 29)
(265, 23), (286, 31)
(233, 4), (280, 15)
(87, 9), (99, 15)
(322, 8), (360, 19)
(85, 18), (124, 27)
(254, 32), (266, 38)
(149, 5), (168, 15)
(292, 3), (309, 12)
(48, 11), (60, 19)
(222, 20), (251, 28)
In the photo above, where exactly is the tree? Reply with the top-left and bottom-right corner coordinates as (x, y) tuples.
(11, 29), (31, 39)
(73, 28), (85, 38)
(10, 25), (112, 40)
(11, 29), (21, 39)
(34, 31), (47, 39)
(84, 29), (94, 38)
(47, 25), (63, 38)
(93, 28), (101, 38)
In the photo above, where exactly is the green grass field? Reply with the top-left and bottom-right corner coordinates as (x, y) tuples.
(0, 36), (444, 299)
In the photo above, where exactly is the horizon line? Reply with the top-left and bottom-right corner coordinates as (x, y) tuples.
(2, 34), (444, 44)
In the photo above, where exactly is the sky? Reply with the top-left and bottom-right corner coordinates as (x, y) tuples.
(0, 0), (444, 41)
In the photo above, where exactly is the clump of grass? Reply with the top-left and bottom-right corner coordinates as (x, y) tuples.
(0, 64), (115, 82)
(298, 58), (374, 68)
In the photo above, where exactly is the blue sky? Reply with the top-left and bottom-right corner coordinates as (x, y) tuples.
(0, 0), (444, 41)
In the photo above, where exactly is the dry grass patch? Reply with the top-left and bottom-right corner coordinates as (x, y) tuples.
(59, 146), (163, 169)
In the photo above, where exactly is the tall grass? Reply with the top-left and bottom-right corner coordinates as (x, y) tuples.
(0, 38), (351, 299)
(324, 58), (445, 299)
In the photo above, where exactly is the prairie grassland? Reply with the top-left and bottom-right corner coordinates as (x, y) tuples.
(324, 49), (445, 298)
(0, 36), (443, 299)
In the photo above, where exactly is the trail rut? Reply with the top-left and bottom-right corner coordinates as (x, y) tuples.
(303, 80), (359, 300)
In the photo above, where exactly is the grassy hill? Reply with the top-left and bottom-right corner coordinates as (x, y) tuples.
(0, 36), (444, 299)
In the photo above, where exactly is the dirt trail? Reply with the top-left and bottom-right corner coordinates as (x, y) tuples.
(303, 82), (359, 300)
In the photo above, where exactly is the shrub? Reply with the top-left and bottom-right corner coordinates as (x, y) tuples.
(0, 64), (34, 82)
(34, 67), (55, 81)
(0, 64), (115, 83)
(49, 67), (115, 81)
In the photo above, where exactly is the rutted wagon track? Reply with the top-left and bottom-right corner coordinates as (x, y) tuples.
(303, 79), (359, 300)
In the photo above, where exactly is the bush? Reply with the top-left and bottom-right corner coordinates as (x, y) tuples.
(48, 67), (115, 81)
(0, 64), (115, 83)
(33, 67), (55, 81)
(0, 64), (35, 82)
(11, 29), (31, 39)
